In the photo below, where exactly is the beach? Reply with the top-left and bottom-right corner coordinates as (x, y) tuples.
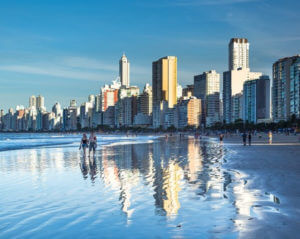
(217, 133), (300, 238)
(0, 133), (299, 238)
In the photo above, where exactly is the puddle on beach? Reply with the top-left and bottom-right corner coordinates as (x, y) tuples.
(0, 136), (281, 238)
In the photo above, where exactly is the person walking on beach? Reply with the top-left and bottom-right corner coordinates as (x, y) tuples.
(268, 131), (273, 144)
(219, 134), (224, 144)
(242, 132), (247, 146)
(79, 133), (89, 157)
(89, 132), (97, 157)
(248, 133), (252, 146)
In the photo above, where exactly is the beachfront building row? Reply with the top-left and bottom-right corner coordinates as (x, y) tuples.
(1, 47), (299, 131)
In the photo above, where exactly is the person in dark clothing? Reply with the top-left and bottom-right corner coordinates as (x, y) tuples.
(242, 133), (247, 146)
(248, 133), (252, 146)
(79, 133), (89, 157)
(219, 134), (224, 144)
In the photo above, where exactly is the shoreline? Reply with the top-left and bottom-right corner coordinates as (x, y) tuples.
(220, 134), (300, 238)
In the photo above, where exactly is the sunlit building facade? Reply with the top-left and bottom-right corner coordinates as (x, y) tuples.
(119, 54), (130, 87)
(152, 56), (177, 128)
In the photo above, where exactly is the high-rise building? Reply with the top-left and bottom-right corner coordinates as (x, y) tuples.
(272, 55), (300, 122)
(100, 86), (119, 112)
(177, 97), (202, 129)
(88, 94), (95, 105)
(70, 100), (77, 107)
(182, 85), (194, 98)
(140, 83), (153, 116)
(177, 84), (183, 99)
(152, 56), (177, 108)
(231, 93), (243, 122)
(194, 70), (220, 126)
(29, 95), (36, 108)
(290, 57), (300, 118)
(223, 38), (263, 123)
(229, 38), (249, 71)
(52, 102), (62, 117)
(152, 56), (177, 128)
(119, 54), (130, 87)
(243, 75), (271, 123)
(115, 86), (140, 127)
(36, 95), (45, 111)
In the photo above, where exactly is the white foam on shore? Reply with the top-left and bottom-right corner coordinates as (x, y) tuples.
(0, 133), (162, 152)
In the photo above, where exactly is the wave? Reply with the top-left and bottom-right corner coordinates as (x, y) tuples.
(0, 133), (160, 152)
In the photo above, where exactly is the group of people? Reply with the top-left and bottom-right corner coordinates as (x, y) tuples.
(79, 132), (97, 157)
(218, 131), (273, 146)
(242, 132), (252, 146)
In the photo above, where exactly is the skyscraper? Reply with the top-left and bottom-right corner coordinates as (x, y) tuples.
(223, 38), (262, 123)
(229, 38), (249, 71)
(290, 57), (300, 118)
(29, 95), (36, 108)
(152, 56), (177, 108)
(243, 75), (271, 123)
(194, 70), (220, 126)
(272, 55), (300, 122)
(36, 95), (45, 111)
(119, 54), (130, 87)
(152, 56), (177, 128)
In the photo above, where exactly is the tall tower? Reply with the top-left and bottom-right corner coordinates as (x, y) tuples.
(29, 95), (36, 108)
(36, 95), (45, 110)
(229, 38), (249, 70)
(152, 56), (177, 108)
(119, 53), (130, 87)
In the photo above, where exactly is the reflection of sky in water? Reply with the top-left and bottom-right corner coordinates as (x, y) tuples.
(0, 136), (278, 238)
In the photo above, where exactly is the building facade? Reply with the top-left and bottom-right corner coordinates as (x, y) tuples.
(152, 56), (177, 128)
(273, 55), (300, 121)
(229, 38), (249, 71)
(290, 57), (300, 118)
(243, 76), (271, 123)
(119, 54), (130, 87)
(194, 70), (220, 126)
(140, 83), (153, 116)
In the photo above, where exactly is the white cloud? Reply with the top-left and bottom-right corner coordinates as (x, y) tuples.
(0, 64), (112, 81)
(63, 57), (117, 71)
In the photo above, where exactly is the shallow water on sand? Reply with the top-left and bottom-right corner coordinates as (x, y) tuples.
(0, 134), (280, 238)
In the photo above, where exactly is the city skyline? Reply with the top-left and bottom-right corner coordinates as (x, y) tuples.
(0, 0), (299, 110)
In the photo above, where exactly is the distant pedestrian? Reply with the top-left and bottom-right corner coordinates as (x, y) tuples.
(248, 133), (252, 146)
(268, 131), (273, 144)
(242, 132), (247, 146)
(219, 134), (224, 144)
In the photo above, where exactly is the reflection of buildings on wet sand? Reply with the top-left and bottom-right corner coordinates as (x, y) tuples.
(152, 141), (184, 217)
(185, 138), (203, 183)
(153, 160), (183, 216)
(92, 137), (230, 219)
(0, 148), (80, 174)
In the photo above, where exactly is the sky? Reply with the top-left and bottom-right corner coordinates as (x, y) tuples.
(0, 0), (299, 111)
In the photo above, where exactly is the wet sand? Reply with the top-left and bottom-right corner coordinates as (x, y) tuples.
(0, 134), (299, 238)
(216, 134), (300, 238)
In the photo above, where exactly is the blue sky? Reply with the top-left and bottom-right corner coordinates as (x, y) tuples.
(0, 0), (299, 111)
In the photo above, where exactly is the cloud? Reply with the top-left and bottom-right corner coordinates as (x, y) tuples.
(0, 64), (112, 81)
(63, 56), (149, 75)
(0, 56), (150, 85)
(63, 57), (117, 71)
